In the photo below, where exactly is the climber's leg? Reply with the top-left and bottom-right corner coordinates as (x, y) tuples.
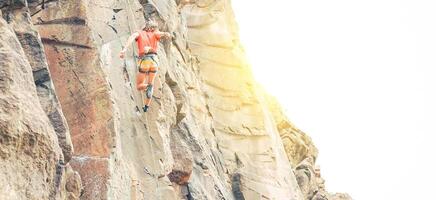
(136, 72), (147, 91)
(145, 66), (158, 99)
(136, 59), (152, 112)
(147, 66), (158, 85)
(146, 55), (159, 85)
(143, 84), (153, 112)
(143, 58), (158, 112)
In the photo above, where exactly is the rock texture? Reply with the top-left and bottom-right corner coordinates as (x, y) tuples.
(267, 95), (319, 168)
(0, 2), (80, 199)
(0, 0), (351, 199)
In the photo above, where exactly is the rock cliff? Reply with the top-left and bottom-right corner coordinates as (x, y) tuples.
(0, 0), (350, 199)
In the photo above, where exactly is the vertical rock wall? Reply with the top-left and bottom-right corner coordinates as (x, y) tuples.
(184, 0), (303, 199)
(0, 2), (81, 199)
(32, 1), (115, 198)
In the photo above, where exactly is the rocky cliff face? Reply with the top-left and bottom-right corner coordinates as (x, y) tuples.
(0, 0), (350, 200)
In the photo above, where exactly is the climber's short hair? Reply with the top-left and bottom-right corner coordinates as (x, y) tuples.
(143, 20), (158, 30)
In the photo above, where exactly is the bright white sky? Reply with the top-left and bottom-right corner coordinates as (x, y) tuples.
(232, 1), (436, 199)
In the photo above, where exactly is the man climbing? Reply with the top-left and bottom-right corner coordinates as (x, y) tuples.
(119, 20), (171, 112)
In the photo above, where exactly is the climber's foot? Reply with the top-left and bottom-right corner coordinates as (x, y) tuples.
(142, 105), (149, 112)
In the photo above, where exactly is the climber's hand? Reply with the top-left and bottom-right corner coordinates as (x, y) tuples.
(119, 49), (126, 59)
(166, 32), (173, 39)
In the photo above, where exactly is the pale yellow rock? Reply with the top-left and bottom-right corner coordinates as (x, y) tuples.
(266, 95), (319, 168)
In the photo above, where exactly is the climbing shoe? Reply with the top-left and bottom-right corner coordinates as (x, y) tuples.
(145, 84), (153, 99)
(142, 105), (149, 112)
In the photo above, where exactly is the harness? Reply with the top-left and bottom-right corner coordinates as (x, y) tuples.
(137, 53), (158, 73)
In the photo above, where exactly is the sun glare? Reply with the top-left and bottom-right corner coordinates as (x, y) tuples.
(232, 1), (436, 200)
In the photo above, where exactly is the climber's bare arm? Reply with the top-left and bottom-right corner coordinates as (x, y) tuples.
(119, 32), (140, 59)
(156, 31), (172, 39)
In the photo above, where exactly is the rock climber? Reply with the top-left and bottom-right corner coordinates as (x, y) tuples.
(119, 19), (171, 112)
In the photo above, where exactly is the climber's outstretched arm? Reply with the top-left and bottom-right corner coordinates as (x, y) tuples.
(156, 31), (172, 39)
(119, 32), (140, 59)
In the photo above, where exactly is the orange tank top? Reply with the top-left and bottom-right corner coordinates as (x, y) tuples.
(136, 30), (161, 56)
